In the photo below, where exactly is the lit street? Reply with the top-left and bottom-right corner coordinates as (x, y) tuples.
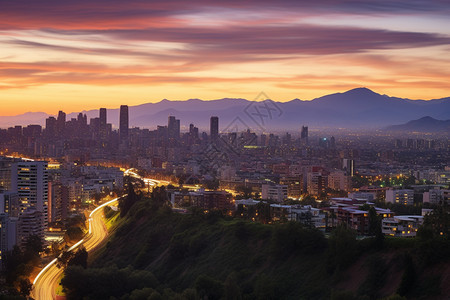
(31, 197), (121, 300)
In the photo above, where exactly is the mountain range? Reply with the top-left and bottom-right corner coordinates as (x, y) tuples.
(1, 88), (450, 131)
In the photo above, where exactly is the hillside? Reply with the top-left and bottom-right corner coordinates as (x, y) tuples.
(385, 116), (450, 133)
(60, 193), (450, 300)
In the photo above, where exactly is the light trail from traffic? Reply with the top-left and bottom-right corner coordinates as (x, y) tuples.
(32, 196), (122, 300)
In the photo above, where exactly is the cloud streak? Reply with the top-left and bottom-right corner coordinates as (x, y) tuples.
(0, 0), (449, 114)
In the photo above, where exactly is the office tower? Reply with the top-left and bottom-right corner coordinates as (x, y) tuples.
(168, 116), (180, 140)
(77, 113), (87, 125)
(23, 125), (42, 138)
(99, 108), (108, 141)
(210, 116), (219, 142)
(99, 108), (107, 126)
(189, 124), (199, 145)
(45, 116), (57, 138)
(342, 158), (355, 177)
(301, 125), (308, 145)
(330, 136), (336, 149)
(176, 119), (180, 139)
(120, 105), (129, 143)
(56, 110), (66, 137)
(11, 161), (49, 226)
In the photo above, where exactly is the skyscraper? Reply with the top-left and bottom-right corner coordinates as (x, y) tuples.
(168, 116), (180, 140)
(11, 161), (49, 223)
(45, 116), (57, 138)
(56, 110), (66, 137)
(342, 158), (355, 177)
(99, 108), (107, 126)
(301, 125), (308, 145)
(119, 105), (129, 143)
(210, 116), (219, 142)
(99, 108), (108, 141)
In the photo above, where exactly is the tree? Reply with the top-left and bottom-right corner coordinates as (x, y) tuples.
(368, 206), (384, 247)
(301, 195), (317, 207)
(57, 250), (75, 269)
(68, 247), (88, 268)
(23, 234), (43, 264)
(150, 186), (167, 209)
(119, 183), (140, 217)
(24, 234), (43, 256)
(420, 204), (450, 237)
(256, 202), (271, 224)
(18, 278), (33, 297)
(236, 185), (253, 199)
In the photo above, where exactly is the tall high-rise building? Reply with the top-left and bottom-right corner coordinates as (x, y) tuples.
(342, 158), (355, 177)
(45, 116), (57, 138)
(99, 108), (108, 141)
(168, 116), (180, 140)
(301, 126), (308, 144)
(119, 105), (129, 143)
(11, 161), (49, 226)
(210, 116), (219, 142)
(56, 110), (66, 137)
(99, 108), (107, 126)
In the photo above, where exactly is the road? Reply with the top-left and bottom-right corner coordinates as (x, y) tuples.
(31, 197), (121, 300)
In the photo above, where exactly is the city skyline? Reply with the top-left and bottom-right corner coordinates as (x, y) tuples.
(1, 1), (450, 115)
(1, 2), (449, 299)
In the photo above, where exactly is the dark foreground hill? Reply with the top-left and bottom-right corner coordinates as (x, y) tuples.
(61, 194), (450, 300)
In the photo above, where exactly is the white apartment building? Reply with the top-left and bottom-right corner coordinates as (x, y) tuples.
(11, 161), (49, 227)
(261, 184), (288, 202)
(382, 215), (423, 237)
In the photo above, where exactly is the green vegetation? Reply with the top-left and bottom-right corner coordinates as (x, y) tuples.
(1, 235), (43, 299)
(60, 189), (450, 299)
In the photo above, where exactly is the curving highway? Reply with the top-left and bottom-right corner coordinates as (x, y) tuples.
(31, 197), (121, 300)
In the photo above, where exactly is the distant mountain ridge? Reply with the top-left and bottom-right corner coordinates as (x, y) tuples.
(1, 88), (450, 130)
(385, 116), (450, 132)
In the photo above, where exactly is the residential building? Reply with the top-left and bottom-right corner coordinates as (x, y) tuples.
(18, 209), (44, 248)
(423, 189), (450, 204)
(261, 184), (288, 202)
(386, 189), (414, 205)
(11, 160), (49, 226)
(382, 215), (424, 237)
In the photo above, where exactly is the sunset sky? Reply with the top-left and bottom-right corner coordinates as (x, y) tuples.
(1, 0), (450, 116)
